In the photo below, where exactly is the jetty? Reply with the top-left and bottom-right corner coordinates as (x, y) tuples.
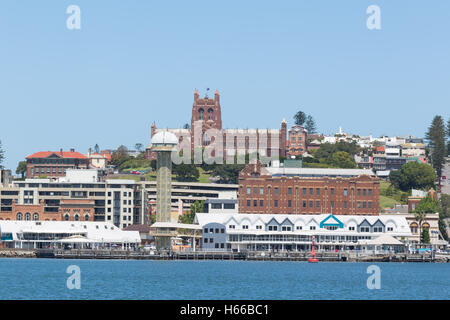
(28, 248), (450, 262)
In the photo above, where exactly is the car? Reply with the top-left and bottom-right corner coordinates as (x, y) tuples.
(130, 170), (140, 175)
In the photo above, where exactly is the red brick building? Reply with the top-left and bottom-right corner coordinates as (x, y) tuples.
(238, 162), (380, 215)
(26, 149), (89, 179)
(0, 199), (94, 222)
(287, 125), (308, 158)
(146, 90), (287, 161)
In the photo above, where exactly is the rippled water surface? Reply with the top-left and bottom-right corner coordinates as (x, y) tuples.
(0, 259), (448, 299)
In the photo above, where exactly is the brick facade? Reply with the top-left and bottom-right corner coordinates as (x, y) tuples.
(26, 149), (89, 179)
(238, 162), (380, 215)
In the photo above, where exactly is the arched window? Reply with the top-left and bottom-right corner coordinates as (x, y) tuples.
(33, 213), (39, 221)
(25, 213), (31, 221)
(64, 214), (70, 221)
(198, 108), (204, 120)
(74, 214), (79, 221)
(84, 214), (90, 221)
(17, 213), (23, 221)
(208, 109), (213, 120)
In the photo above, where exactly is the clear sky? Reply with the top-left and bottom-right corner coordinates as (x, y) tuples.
(0, 1), (449, 171)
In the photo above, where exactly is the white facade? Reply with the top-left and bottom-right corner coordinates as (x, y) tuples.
(0, 220), (140, 249)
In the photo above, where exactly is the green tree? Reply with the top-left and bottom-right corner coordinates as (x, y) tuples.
(389, 162), (436, 192)
(111, 145), (130, 167)
(0, 140), (4, 169)
(211, 164), (245, 184)
(179, 200), (204, 224)
(294, 111), (306, 126)
(329, 151), (356, 168)
(135, 143), (143, 152)
(173, 164), (199, 182)
(16, 161), (27, 179)
(183, 123), (190, 129)
(305, 115), (317, 133)
(425, 115), (446, 184)
(421, 227), (430, 244)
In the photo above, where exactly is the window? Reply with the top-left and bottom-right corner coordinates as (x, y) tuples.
(373, 227), (383, 232)
(224, 203), (235, 210)
(17, 213), (22, 220)
(254, 188), (258, 195)
(309, 200), (313, 208)
(274, 200), (278, 207)
(74, 215), (79, 221)
(349, 226), (355, 231)
(368, 202), (372, 209)
(247, 200), (251, 207)
(357, 202), (361, 208)
(25, 213), (31, 221)
(288, 200), (292, 207)
(368, 189), (372, 196)
(242, 225), (248, 229)
(363, 202), (366, 209)
(344, 201), (347, 209)
(363, 189), (367, 196)
(204, 238), (207, 243)
(344, 189), (348, 196)
(357, 189), (361, 196)
(208, 109), (213, 120)
(215, 228), (219, 233)
(387, 227), (393, 231)
(211, 203), (222, 209)
(260, 188), (264, 195)
(330, 201), (334, 209)
(246, 188), (251, 195)
(33, 213), (39, 221)
(199, 109), (204, 120)
(316, 188), (320, 196)
(274, 188), (279, 195)
(361, 226), (370, 232)
(228, 225), (235, 229)
(253, 200), (257, 207)
(260, 200), (264, 207)
(296, 226), (302, 230)
(310, 226), (316, 230)
(281, 226), (291, 231)
(256, 225), (262, 230)
(309, 188), (313, 195)
(221, 228), (225, 233)
(209, 228), (213, 233)
(268, 225), (278, 231)
(288, 188), (292, 195)
(330, 188), (335, 195)
(302, 188), (306, 195)
(64, 214), (69, 221)
(302, 200), (307, 208)
(215, 243), (219, 249)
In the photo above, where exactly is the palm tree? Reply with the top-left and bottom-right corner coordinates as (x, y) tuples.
(414, 211), (427, 245)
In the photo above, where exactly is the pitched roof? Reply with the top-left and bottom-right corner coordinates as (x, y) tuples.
(26, 151), (88, 159)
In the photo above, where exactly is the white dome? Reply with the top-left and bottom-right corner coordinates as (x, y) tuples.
(151, 130), (178, 145)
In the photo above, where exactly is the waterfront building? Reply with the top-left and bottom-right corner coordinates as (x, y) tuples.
(26, 149), (90, 179)
(0, 220), (140, 249)
(195, 213), (411, 252)
(238, 161), (380, 215)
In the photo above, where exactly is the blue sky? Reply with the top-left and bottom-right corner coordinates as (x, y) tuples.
(0, 1), (449, 171)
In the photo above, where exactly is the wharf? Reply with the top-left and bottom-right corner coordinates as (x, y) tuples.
(32, 249), (450, 262)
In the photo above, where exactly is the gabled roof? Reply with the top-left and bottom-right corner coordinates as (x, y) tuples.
(26, 151), (88, 159)
(319, 214), (344, 228)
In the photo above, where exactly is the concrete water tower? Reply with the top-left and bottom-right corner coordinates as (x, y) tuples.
(150, 130), (178, 249)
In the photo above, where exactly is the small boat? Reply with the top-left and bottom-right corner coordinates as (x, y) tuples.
(308, 236), (319, 263)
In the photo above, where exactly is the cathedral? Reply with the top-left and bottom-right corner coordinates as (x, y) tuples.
(146, 90), (287, 164)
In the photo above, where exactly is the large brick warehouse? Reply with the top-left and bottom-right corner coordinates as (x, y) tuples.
(238, 161), (380, 215)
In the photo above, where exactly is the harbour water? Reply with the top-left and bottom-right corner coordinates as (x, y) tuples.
(0, 258), (448, 300)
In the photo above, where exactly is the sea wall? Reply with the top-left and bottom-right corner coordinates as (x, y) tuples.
(0, 249), (36, 258)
